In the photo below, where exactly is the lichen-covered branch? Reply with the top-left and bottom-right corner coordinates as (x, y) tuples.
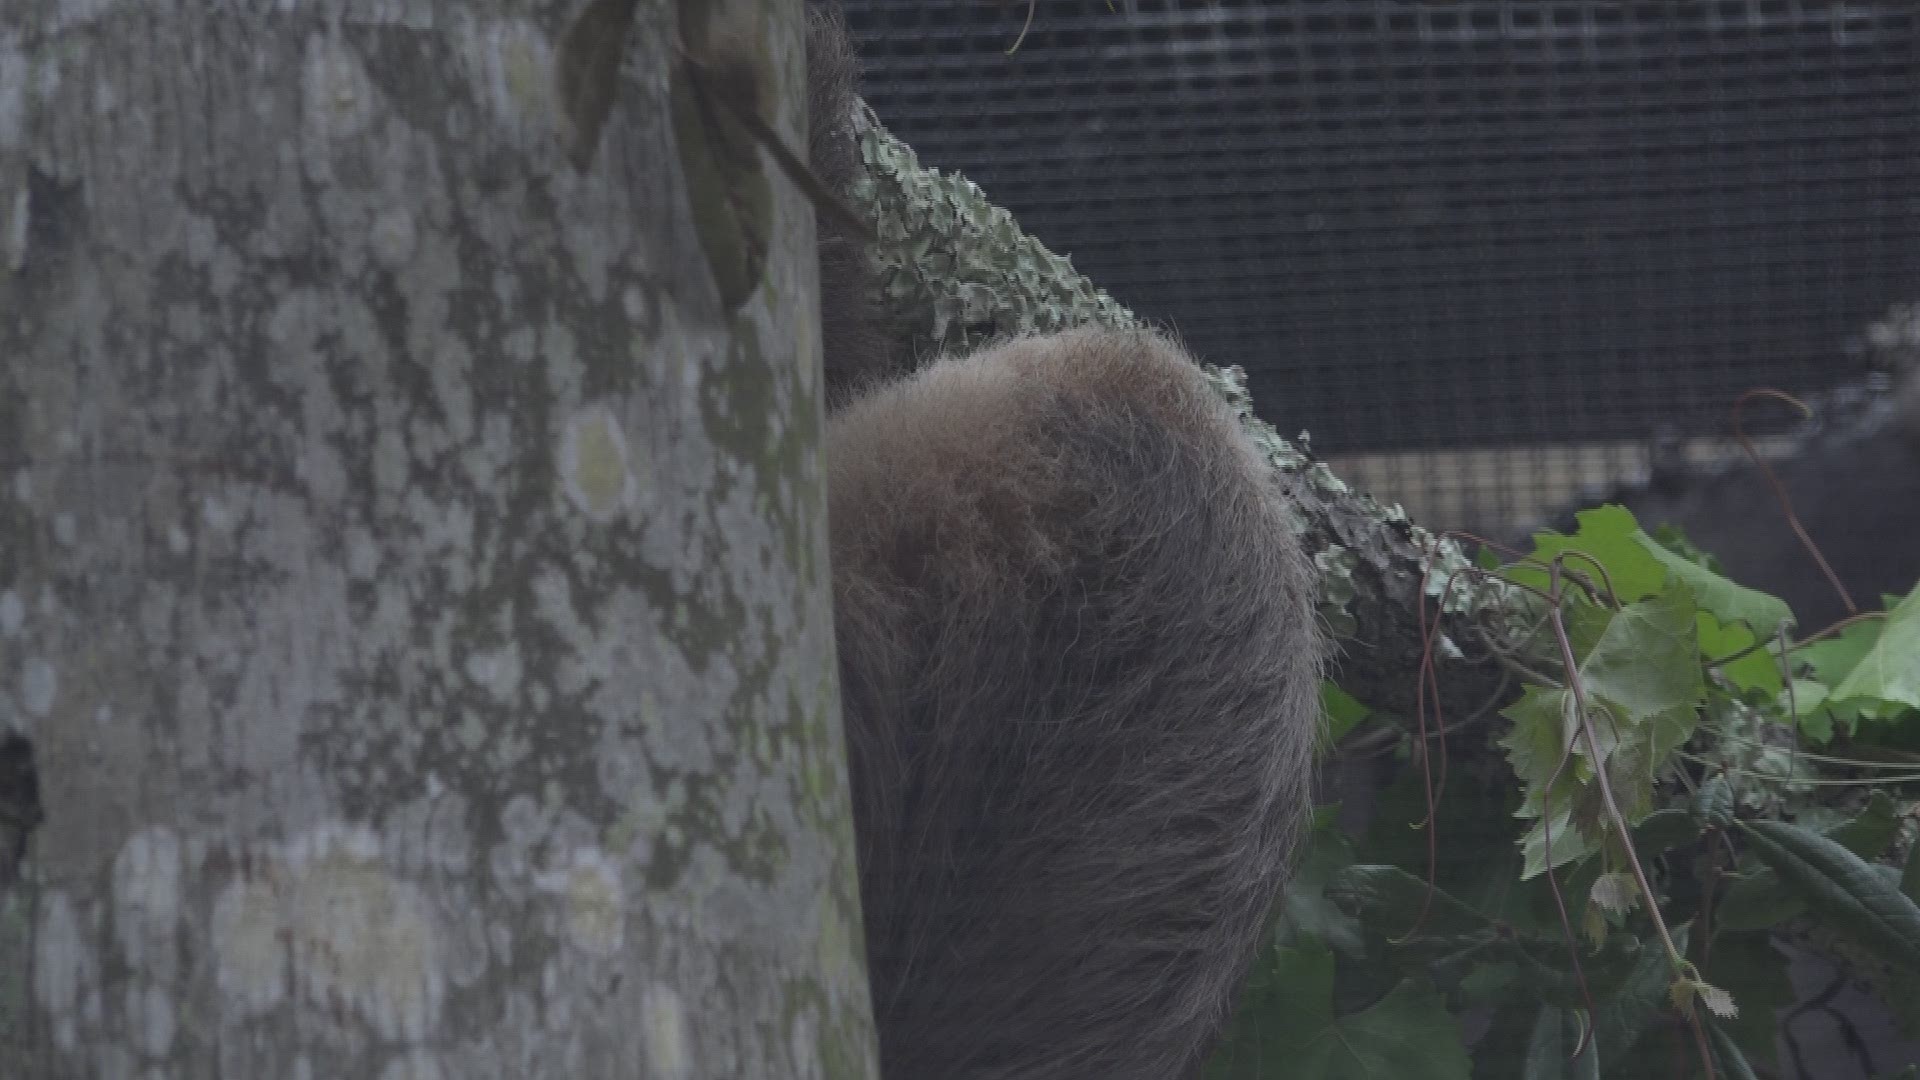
(849, 108), (1506, 720)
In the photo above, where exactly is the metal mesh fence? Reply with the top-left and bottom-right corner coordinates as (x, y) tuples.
(839, 0), (1920, 534)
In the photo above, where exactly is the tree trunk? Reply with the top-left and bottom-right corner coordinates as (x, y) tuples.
(0, 1), (876, 1077)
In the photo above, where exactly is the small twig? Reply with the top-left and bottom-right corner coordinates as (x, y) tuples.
(1782, 612), (1888, 654)
(1547, 556), (1712, 1076)
(1710, 733), (1920, 772)
(1006, 0), (1038, 54)
(1483, 642), (1566, 691)
(1731, 389), (1856, 617)
(1551, 564), (1689, 968)
(1674, 753), (1920, 786)
(1534, 737), (1600, 1059)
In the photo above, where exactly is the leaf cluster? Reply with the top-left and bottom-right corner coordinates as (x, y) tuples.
(1211, 505), (1920, 1079)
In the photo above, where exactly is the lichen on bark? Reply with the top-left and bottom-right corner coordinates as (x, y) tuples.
(846, 104), (1506, 718)
(0, 1), (874, 1076)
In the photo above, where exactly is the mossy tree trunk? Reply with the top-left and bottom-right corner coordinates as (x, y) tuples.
(0, 1), (876, 1077)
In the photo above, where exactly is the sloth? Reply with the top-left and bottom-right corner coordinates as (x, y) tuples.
(805, 8), (1326, 1078)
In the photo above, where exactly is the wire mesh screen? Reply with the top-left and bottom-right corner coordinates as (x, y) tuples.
(838, 0), (1920, 533)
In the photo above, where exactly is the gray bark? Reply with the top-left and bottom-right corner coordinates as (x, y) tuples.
(0, 1), (876, 1078)
(851, 110), (1505, 722)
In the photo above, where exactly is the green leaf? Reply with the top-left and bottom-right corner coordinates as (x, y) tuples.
(1591, 924), (1687, 1064)
(1472, 1005), (1541, 1080)
(1321, 681), (1371, 749)
(1495, 929), (1644, 1009)
(1645, 524), (1726, 574)
(1705, 931), (1794, 1070)
(1783, 679), (1837, 743)
(1833, 586), (1920, 710)
(1827, 790), (1902, 860)
(1631, 808), (1701, 863)
(1635, 532), (1794, 635)
(1706, 1017), (1762, 1080)
(1505, 587), (1706, 868)
(1697, 613), (1784, 696)
(1508, 506), (1668, 604)
(1519, 809), (1597, 881)
(1570, 733), (1660, 840)
(1501, 688), (1586, 822)
(1206, 938), (1472, 1080)
(1523, 1005), (1600, 1080)
(1275, 820), (1364, 957)
(1692, 776), (1736, 828)
(1456, 959), (1519, 1004)
(1798, 618), (1881, 685)
(1358, 769), (1530, 928)
(1739, 819), (1920, 971)
(1714, 869), (1804, 932)
(1726, 846), (1916, 934)
(1559, 597), (1616, 665)
(1578, 587), (1705, 728)
(1326, 864), (1490, 938)
(1424, 934), (1506, 994)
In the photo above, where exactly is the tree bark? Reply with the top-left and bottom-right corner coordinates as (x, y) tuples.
(851, 109), (1506, 722)
(0, 1), (876, 1077)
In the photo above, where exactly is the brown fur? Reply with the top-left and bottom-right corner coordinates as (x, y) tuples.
(805, 2), (899, 399)
(827, 327), (1326, 1079)
(804, 8), (1325, 1073)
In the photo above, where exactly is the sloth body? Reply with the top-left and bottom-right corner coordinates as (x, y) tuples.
(805, 9), (1325, 1078)
(827, 330), (1324, 1080)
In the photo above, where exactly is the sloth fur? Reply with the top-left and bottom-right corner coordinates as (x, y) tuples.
(806, 9), (1326, 1078)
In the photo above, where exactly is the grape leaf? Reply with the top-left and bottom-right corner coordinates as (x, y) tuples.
(1503, 588), (1704, 880)
(1832, 585), (1920, 711)
(1501, 688), (1587, 822)
(1631, 808), (1702, 862)
(1519, 809), (1597, 881)
(1782, 678), (1839, 743)
(1591, 924), (1688, 1064)
(1578, 586), (1704, 728)
(1827, 789), (1902, 861)
(1800, 618), (1882, 685)
(1276, 819), (1364, 958)
(1206, 938), (1471, 1080)
(1508, 505), (1667, 604)
(1698, 613), (1784, 696)
(1321, 681), (1370, 749)
(1634, 531), (1793, 635)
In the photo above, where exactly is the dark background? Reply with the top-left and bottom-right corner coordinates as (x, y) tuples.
(838, 0), (1920, 532)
